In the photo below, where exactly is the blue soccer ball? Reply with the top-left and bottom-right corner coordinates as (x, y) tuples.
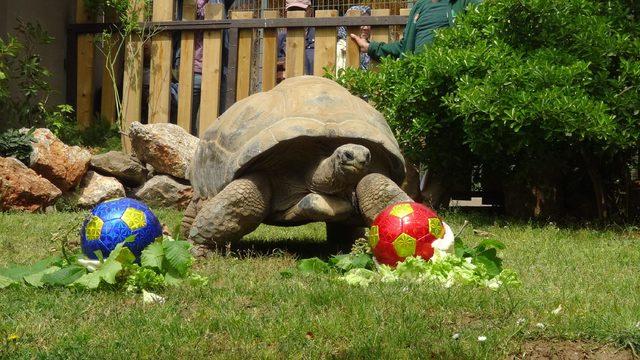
(81, 198), (163, 260)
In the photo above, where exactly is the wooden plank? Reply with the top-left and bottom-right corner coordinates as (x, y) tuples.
(148, 0), (173, 124)
(100, 9), (122, 125)
(371, 9), (391, 43)
(176, 0), (197, 133)
(198, 3), (224, 135)
(231, 11), (253, 101)
(285, 10), (305, 79)
(261, 10), (279, 92)
(345, 9), (361, 69)
(399, 8), (410, 40)
(121, 0), (145, 154)
(313, 10), (337, 76)
(76, 0), (94, 129)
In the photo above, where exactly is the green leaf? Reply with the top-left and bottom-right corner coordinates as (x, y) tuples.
(473, 248), (503, 277)
(141, 242), (164, 270)
(0, 274), (16, 289)
(115, 247), (136, 266)
(0, 257), (60, 281)
(454, 237), (469, 258)
(42, 265), (86, 286)
(329, 254), (373, 272)
(163, 271), (183, 286)
(24, 266), (60, 287)
(163, 240), (193, 277)
(476, 239), (506, 251)
(124, 234), (136, 243)
(297, 258), (330, 274)
(73, 272), (101, 289)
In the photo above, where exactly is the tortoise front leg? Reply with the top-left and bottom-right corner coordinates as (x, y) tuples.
(188, 174), (271, 249)
(356, 173), (412, 224)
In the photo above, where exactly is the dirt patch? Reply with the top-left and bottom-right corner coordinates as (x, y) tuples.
(512, 340), (634, 360)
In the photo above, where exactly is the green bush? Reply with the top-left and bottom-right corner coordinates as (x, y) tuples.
(334, 0), (640, 218)
(0, 128), (34, 164)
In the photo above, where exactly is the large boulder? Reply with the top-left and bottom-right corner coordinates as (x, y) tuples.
(77, 171), (126, 208)
(90, 151), (147, 186)
(0, 157), (62, 212)
(128, 122), (199, 180)
(29, 128), (91, 191)
(135, 175), (192, 210)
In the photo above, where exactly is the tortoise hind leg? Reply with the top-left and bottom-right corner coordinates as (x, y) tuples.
(356, 173), (412, 224)
(181, 198), (201, 240)
(188, 174), (271, 250)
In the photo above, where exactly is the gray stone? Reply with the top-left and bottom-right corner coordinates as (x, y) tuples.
(128, 122), (199, 180)
(90, 150), (147, 185)
(135, 175), (192, 210)
(77, 171), (126, 208)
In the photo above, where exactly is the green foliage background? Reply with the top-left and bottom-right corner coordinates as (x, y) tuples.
(334, 0), (640, 217)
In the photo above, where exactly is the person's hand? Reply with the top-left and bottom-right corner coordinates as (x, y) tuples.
(350, 33), (369, 53)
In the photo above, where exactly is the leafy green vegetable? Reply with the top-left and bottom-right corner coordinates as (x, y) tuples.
(162, 239), (192, 277)
(297, 258), (331, 274)
(0, 235), (205, 292)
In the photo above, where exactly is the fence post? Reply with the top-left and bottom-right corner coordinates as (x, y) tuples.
(371, 9), (391, 43)
(399, 8), (410, 39)
(148, 0), (173, 124)
(285, 10), (306, 79)
(100, 8), (122, 125)
(198, 3), (224, 135)
(76, 0), (95, 129)
(261, 10), (279, 92)
(232, 11), (254, 101)
(176, 0), (197, 133)
(313, 10), (337, 76)
(121, 0), (145, 154)
(345, 8), (362, 69)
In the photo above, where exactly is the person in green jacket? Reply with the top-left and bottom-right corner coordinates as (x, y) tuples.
(350, 0), (481, 59)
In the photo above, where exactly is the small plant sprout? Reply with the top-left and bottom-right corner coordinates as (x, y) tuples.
(551, 305), (563, 315)
(478, 336), (487, 342)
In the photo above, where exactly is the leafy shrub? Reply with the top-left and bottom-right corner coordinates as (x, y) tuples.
(334, 0), (640, 218)
(0, 128), (34, 164)
(0, 19), (54, 130)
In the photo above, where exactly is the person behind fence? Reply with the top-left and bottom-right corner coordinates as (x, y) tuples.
(170, 0), (235, 133)
(277, 0), (315, 83)
(336, 5), (371, 72)
(349, 0), (481, 60)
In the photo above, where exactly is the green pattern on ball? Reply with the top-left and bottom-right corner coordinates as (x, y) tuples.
(393, 233), (416, 258)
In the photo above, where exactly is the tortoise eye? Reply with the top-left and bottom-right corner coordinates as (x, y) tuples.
(343, 151), (354, 161)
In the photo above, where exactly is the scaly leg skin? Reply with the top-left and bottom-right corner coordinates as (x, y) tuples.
(356, 173), (412, 224)
(188, 174), (271, 250)
(181, 197), (201, 240)
(277, 193), (353, 222)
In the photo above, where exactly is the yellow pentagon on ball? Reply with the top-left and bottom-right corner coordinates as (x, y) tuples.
(389, 203), (414, 218)
(121, 207), (146, 231)
(393, 233), (416, 258)
(429, 217), (445, 239)
(368, 225), (380, 249)
(85, 216), (104, 241)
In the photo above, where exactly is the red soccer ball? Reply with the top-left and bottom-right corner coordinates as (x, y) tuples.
(368, 202), (446, 267)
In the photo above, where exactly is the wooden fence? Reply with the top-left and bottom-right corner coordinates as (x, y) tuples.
(67, 0), (408, 153)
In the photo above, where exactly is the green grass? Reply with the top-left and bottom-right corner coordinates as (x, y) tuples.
(1, 209), (639, 359)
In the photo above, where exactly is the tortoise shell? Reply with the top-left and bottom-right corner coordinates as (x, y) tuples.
(190, 76), (405, 198)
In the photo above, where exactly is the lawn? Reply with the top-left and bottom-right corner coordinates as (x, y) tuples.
(1, 209), (639, 359)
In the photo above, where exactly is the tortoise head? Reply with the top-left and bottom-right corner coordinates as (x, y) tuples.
(333, 144), (371, 181)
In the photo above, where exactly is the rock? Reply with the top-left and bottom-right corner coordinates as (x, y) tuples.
(29, 128), (91, 191)
(128, 122), (198, 180)
(90, 151), (147, 185)
(135, 175), (192, 209)
(77, 171), (126, 208)
(0, 157), (62, 212)
(145, 163), (156, 179)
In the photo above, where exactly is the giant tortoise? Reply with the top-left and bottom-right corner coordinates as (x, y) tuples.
(183, 76), (412, 249)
